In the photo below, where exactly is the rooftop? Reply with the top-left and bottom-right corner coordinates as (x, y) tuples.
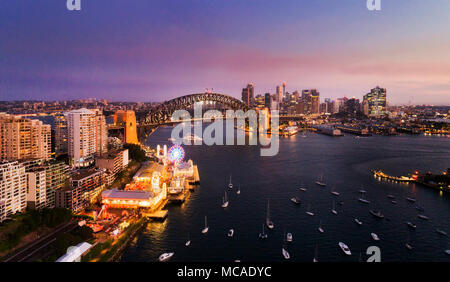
(102, 189), (152, 200)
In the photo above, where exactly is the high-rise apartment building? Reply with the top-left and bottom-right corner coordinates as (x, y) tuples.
(363, 86), (387, 117)
(54, 113), (68, 155)
(0, 114), (51, 161)
(66, 108), (107, 167)
(0, 161), (27, 222)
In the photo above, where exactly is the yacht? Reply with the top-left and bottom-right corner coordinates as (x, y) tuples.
(405, 242), (413, 250)
(331, 200), (338, 215)
(391, 200), (397, 204)
(202, 216), (209, 234)
(406, 197), (416, 203)
(315, 174), (327, 187)
(282, 247), (290, 260)
(266, 200), (274, 229)
(290, 196), (301, 205)
(339, 242), (352, 256)
(299, 182), (307, 192)
(313, 244), (319, 262)
(369, 210), (384, 219)
(358, 188), (367, 193)
(228, 174), (233, 189)
(228, 229), (234, 237)
(158, 252), (174, 262)
(221, 191), (229, 208)
(359, 193), (370, 204)
(331, 187), (340, 196)
(318, 220), (324, 233)
(185, 233), (191, 247)
(417, 214), (429, 220)
(354, 218), (363, 226)
(371, 233), (380, 241)
(387, 194), (395, 199)
(306, 205), (315, 216)
(259, 224), (268, 239)
(236, 185), (241, 195)
(406, 221), (416, 229)
(436, 229), (448, 236)
(286, 233), (293, 242)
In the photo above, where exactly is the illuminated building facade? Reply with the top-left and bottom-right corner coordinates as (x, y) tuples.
(0, 161), (27, 222)
(363, 86), (387, 117)
(114, 110), (138, 144)
(241, 83), (255, 107)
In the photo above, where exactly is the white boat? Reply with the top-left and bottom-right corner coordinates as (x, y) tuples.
(221, 191), (229, 208)
(228, 174), (233, 189)
(436, 229), (447, 236)
(331, 187), (340, 196)
(318, 220), (324, 233)
(158, 252), (174, 262)
(236, 185), (241, 195)
(359, 188), (367, 193)
(306, 205), (314, 216)
(406, 221), (416, 229)
(405, 243), (413, 250)
(417, 214), (429, 220)
(339, 242), (352, 256)
(290, 196), (301, 204)
(371, 233), (380, 241)
(359, 192), (370, 204)
(202, 216), (209, 234)
(315, 174), (327, 187)
(282, 247), (290, 260)
(185, 233), (191, 247)
(445, 250), (450, 256)
(266, 200), (274, 229)
(313, 244), (318, 262)
(354, 218), (362, 225)
(391, 200), (397, 204)
(406, 197), (416, 203)
(299, 182), (307, 191)
(286, 233), (293, 242)
(387, 194), (395, 199)
(259, 224), (268, 239)
(228, 229), (234, 237)
(331, 200), (338, 215)
(370, 210), (384, 219)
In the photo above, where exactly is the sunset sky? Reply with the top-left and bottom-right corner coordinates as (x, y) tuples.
(1, 0), (450, 105)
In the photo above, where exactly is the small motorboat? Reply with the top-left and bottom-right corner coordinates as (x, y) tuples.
(282, 247), (290, 260)
(202, 216), (209, 234)
(436, 229), (448, 236)
(359, 198), (370, 204)
(331, 187), (340, 196)
(286, 233), (293, 242)
(406, 197), (416, 203)
(406, 221), (416, 229)
(158, 252), (174, 262)
(318, 220), (324, 233)
(306, 205), (314, 216)
(369, 210), (384, 219)
(354, 218), (362, 225)
(331, 201), (338, 215)
(300, 187), (307, 192)
(339, 242), (352, 256)
(185, 233), (191, 247)
(228, 229), (234, 237)
(315, 174), (327, 187)
(391, 200), (397, 204)
(259, 224), (268, 239)
(371, 233), (380, 241)
(405, 243), (413, 250)
(290, 197), (301, 205)
(417, 214), (429, 220)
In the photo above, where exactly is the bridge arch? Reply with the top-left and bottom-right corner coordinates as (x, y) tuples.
(145, 93), (249, 124)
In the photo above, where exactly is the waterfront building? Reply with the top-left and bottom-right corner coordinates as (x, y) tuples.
(173, 159), (195, 178)
(95, 148), (129, 176)
(101, 188), (166, 209)
(241, 83), (255, 107)
(0, 161), (27, 222)
(66, 108), (107, 167)
(0, 113), (51, 161)
(363, 86), (387, 118)
(113, 110), (138, 144)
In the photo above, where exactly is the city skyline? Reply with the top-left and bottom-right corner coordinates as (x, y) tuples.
(1, 1), (450, 105)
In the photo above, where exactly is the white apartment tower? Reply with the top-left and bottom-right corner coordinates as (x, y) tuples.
(0, 161), (27, 222)
(66, 108), (107, 168)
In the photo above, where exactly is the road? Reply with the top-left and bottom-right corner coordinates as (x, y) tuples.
(2, 221), (78, 262)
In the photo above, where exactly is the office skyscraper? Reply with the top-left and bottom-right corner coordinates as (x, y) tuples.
(363, 86), (387, 117)
(241, 83), (255, 107)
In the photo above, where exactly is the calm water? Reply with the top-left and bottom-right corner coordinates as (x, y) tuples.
(121, 125), (450, 262)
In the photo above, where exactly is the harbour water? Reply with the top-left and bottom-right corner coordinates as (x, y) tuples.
(121, 125), (450, 262)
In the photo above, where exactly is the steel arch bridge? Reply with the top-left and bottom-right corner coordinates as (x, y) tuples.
(145, 93), (249, 124)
